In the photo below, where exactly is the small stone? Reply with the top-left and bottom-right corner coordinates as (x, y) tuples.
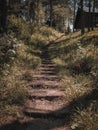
(71, 123), (78, 129)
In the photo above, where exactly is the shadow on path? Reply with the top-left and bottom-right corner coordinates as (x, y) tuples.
(0, 89), (97, 130)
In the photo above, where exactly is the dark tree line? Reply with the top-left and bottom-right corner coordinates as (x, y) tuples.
(0, 0), (21, 33)
(0, 0), (7, 33)
(79, 0), (97, 34)
(0, 0), (71, 33)
(71, 0), (98, 34)
(0, 0), (98, 34)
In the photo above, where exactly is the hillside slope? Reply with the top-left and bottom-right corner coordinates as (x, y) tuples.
(0, 15), (98, 130)
(48, 29), (98, 130)
(0, 16), (62, 125)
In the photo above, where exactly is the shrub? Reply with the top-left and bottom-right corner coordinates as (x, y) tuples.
(69, 56), (94, 75)
(7, 86), (27, 105)
(7, 15), (33, 41)
(71, 101), (98, 130)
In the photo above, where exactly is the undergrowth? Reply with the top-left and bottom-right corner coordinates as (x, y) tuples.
(0, 15), (61, 123)
(48, 29), (98, 130)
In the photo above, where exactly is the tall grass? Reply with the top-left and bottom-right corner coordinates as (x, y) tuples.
(0, 15), (62, 123)
(48, 29), (98, 130)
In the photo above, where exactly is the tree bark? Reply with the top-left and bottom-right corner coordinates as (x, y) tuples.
(92, 0), (96, 30)
(80, 0), (84, 35)
(88, 0), (91, 32)
(73, 0), (76, 32)
(0, 0), (7, 33)
(49, 0), (53, 27)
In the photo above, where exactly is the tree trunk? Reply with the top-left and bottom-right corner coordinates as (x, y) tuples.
(80, 0), (84, 35)
(49, 0), (53, 27)
(92, 0), (96, 30)
(28, 0), (36, 22)
(0, 0), (7, 33)
(88, 0), (91, 32)
(73, 0), (76, 32)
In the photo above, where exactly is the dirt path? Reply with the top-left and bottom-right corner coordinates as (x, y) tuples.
(22, 55), (71, 130)
(0, 47), (71, 130)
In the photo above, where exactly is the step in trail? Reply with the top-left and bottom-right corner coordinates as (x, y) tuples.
(23, 57), (71, 130)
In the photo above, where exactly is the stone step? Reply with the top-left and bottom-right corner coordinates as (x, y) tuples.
(33, 74), (59, 78)
(32, 78), (60, 82)
(37, 67), (55, 71)
(24, 99), (69, 118)
(33, 74), (59, 79)
(28, 89), (65, 98)
(34, 70), (56, 75)
(39, 71), (56, 75)
(36, 70), (56, 74)
(30, 84), (59, 89)
(29, 95), (63, 101)
(41, 64), (56, 67)
(29, 80), (61, 87)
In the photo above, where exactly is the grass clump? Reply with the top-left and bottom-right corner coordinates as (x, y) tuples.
(7, 15), (34, 42)
(71, 101), (98, 130)
(0, 18), (42, 123)
(69, 56), (94, 75)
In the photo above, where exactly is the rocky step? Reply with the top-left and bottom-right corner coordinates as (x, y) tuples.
(29, 96), (64, 101)
(41, 64), (56, 67)
(38, 71), (56, 75)
(33, 74), (60, 82)
(37, 67), (55, 71)
(32, 77), (60, 81)
(33, 74), (60, 79)
(29, 84), (60, 89)
(29, 80), (61, 87)
(34, 70), (56, 75)
(24, 99), (69, 118)
(28, 89), (65, 98)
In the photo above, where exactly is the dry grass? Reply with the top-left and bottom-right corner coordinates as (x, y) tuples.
(71, 102), (98, 130)
(48, 29), (98, 130)
(0, 16), (62, 123)
(0, 36), (41, 122)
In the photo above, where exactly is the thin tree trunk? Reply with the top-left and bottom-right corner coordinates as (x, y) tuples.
(73, 0), (76, 32)
(80, 0), (84, 35)
(92, 0), (95, 30)
(0, 0), (7, 33)
(88, 0), (91, 32)
(49, 0), (53, 27)
(67, 18), (70, 33)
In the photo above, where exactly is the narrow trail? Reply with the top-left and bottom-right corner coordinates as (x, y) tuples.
(21, 47), (71, 130)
